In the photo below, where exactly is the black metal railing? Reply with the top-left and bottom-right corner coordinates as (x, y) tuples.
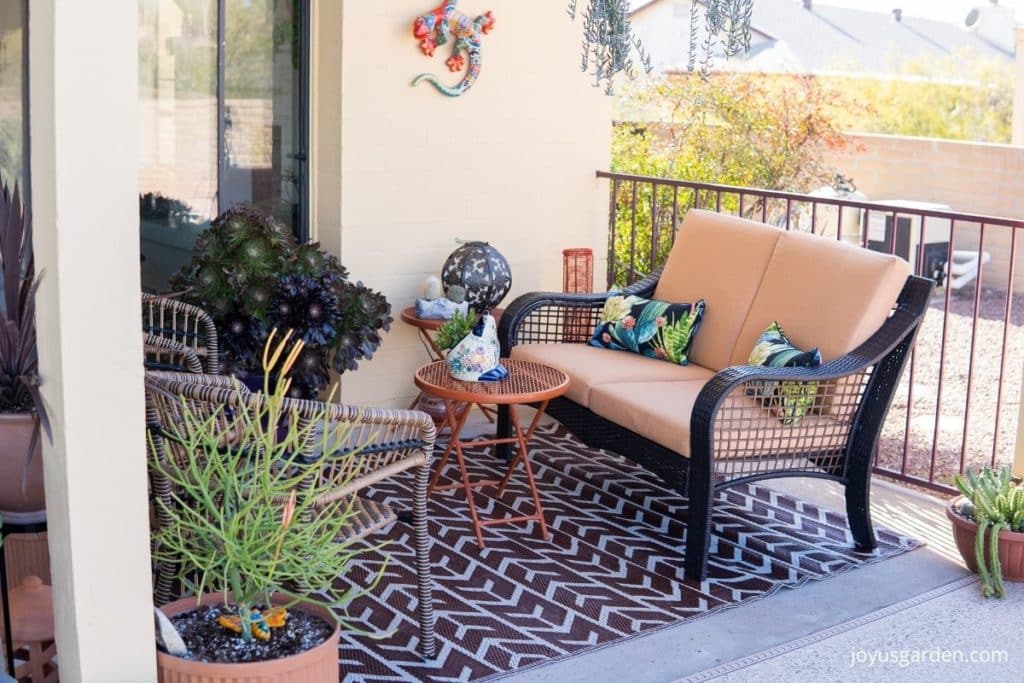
(598, 170), (1024, 494)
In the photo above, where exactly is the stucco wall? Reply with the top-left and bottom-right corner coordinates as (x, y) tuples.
(321, 1), (612, 407)
(824, 132), (1024, 293)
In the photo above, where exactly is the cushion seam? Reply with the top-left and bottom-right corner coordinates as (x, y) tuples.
(724, 231), (785, 367)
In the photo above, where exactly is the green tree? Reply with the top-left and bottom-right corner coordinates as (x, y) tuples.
(826, 52), (1013, 143)
(610, 72), (854, 284)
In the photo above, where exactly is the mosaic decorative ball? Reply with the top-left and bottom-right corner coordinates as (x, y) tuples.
(441, 241), (512, 312)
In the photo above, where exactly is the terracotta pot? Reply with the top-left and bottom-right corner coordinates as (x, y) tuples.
(157, 594), (340, 683)
(0, 414), (46, 513)
(946, 499), (1024, 582)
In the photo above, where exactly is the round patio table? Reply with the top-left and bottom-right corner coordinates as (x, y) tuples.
(414, 359), (569, 548)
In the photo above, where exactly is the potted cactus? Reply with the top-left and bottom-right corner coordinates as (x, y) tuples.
(150, 332), (384, 681)
(946, 465), (1024, 598)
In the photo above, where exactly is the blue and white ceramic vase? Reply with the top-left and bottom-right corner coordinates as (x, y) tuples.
(446, 313), (509, 382)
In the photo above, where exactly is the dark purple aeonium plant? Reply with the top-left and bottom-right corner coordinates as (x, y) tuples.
(169, 205), (392, 397)
(0, 181), (52, 473)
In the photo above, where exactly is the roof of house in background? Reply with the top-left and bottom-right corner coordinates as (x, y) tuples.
(629, 0), (1014, 78)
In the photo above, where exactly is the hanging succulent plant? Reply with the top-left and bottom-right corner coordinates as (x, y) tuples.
(170, 205), (393, 397)
(568, 0), (754, 92)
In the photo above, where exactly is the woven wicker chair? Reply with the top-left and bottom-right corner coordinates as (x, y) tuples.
(497, 211), (934, 582)
(143, 333), (204, 374)
(141, 294), (220, 374)
(144, 371), (438, 658)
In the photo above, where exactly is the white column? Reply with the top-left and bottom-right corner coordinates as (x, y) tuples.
(30, 2), (157, 681)
(1012, 26), (1024, 146)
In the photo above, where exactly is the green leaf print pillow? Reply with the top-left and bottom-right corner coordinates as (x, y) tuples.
(747, 321), (822, 426)
(589, 295), (705, 365)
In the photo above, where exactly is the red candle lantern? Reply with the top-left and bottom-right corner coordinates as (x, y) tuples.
(562, 249), (594, 343)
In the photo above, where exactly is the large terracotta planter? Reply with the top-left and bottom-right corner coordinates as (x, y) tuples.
(0, 414), (46, 513)
(157, 594), (339, 683)
(946, 499), (1024, 582)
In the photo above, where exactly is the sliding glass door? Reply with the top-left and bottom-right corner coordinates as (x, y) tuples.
(139, 0), (308, 292)
(0, 0), (28, 194)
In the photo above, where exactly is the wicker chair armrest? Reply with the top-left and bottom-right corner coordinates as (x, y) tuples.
(689, 275), (933, 488)
(694, 275), (932, 418)
(298, 402), (436, 501)
(143, 334), (205, 374)
(317, 451), (431, 505)
(145, 371), (246, 391)
(142, 293), (221, 374)
(498, 270), (662, 354)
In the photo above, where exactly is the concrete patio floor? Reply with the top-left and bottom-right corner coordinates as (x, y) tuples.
(457, 411), (1008, 683)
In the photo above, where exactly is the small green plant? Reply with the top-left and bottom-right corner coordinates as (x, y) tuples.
(954, 466), (1024, 598)
(149, 331), (383, 641)
(435, 309), (476, 352)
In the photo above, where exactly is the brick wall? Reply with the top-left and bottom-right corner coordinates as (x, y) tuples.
(824, 133), (1024, 293)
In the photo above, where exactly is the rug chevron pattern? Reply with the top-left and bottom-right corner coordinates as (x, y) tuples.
(332, 423), (918, 682)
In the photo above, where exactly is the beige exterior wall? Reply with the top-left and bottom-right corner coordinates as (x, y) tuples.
(324, 1), (612, 407)
(824, 132), (1024, 293)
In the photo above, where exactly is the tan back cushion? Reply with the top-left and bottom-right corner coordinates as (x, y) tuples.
(729, 229), (910, 366)
(655, 210), (782, 371)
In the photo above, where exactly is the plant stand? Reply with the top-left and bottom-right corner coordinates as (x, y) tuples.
(0, 515), (48, 677)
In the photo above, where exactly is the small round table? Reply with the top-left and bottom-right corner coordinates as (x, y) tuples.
(414, 359), (569, 548)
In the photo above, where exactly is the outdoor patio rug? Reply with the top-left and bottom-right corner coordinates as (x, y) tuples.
(333, 423), (920, 682)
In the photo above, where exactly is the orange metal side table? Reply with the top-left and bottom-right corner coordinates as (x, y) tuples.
(414, 359), (569, 548)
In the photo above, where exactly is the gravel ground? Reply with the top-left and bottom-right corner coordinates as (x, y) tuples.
(877, 286), (1023, 488)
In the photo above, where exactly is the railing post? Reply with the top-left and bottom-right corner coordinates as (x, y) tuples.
(1015, 365), (1024, 477)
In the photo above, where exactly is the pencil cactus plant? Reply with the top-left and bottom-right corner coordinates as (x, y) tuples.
(953, 466), (1024, 598)
(149, 332), (382, 641)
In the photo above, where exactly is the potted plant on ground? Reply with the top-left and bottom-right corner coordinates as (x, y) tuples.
(168, 205), (391, 398)
(0, 181), (50, 514)
(149, 332), (384, 681)
(946, 465), (1024, 598)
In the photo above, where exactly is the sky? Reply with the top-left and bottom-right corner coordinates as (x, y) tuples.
(816, 0), (1023, 24)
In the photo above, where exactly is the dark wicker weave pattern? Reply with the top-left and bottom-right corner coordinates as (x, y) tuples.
(498, 269), (934, 581)
(144, 371), (438, 658)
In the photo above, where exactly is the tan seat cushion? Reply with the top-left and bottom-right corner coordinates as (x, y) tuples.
(588, 380), (849, 459)
(729, 229), (910, 366)
(654, 210), (783, 371)
(510, 343), (714, 407)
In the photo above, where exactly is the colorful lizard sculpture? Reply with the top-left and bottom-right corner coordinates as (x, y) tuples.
(412, 2), (495, 97)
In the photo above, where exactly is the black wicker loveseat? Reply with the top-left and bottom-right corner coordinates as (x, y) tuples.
(497, 209), (933, 581)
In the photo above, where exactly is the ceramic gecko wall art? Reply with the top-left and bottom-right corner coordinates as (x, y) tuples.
(411, 1), (495, 97)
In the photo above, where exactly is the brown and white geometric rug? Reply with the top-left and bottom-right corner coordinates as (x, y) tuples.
(334, 423), (919, 682)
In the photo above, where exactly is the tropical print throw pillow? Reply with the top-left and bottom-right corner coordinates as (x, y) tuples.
(589, 295), (705, 365)
(747, 321), (822, 426)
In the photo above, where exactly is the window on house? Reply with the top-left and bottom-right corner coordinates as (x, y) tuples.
(139, 0), (309, 292)
(0, 0), (29, 196)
